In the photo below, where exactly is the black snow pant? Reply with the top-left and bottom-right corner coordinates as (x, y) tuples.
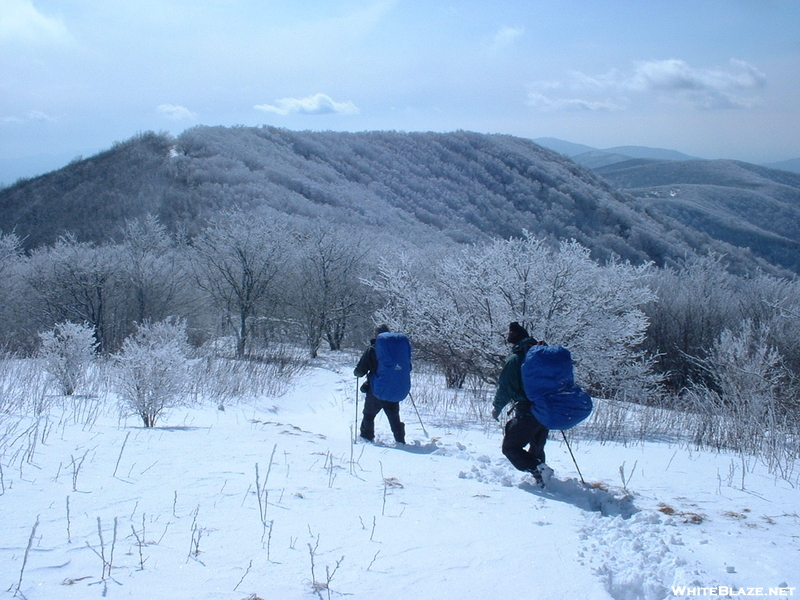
(360, 389), (405, 443)
(502, 412), (549, 472)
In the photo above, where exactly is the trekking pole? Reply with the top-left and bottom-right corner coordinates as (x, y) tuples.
(355, 377), (361, 442)
(560, 430), (585, 485)
(407, 392), (429, 438)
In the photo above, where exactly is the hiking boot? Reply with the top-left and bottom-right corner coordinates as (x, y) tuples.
(393, 423), (406, 445)
(529, 468), (544, 487)
(535, 463), (554, 486)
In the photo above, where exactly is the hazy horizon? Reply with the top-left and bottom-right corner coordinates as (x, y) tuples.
(2, 0), (798, 184)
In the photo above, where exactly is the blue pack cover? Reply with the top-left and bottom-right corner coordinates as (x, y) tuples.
(521, 345), (593, 430)
(371, 332), (412, 402)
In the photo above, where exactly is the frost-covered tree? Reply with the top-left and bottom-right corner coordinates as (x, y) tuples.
(38, 321), (97, 396)
(368, 251), (476, 387)
(0, 230), (22, 277)
(368, 234), (658, 399)
(0, 231), (24, 347)
(189, 210), (288, 358)
(119, 215), (193, 325)
(23, 235), (122, 353)
(114, 319), (191, 427)
(643, 254), (745, 392)
(289, 223), (371, 357)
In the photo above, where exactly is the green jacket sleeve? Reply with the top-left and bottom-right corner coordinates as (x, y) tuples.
(493, 352), (526, 412)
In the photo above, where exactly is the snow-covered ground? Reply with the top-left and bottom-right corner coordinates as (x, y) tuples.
(1, 353), (798, 600)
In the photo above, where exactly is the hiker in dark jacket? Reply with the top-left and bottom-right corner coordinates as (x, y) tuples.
(492, 321), (549, 483)
(354, 324), (406, 444)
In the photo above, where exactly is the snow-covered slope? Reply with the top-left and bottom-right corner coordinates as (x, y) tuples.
(1, 354), (797, 599)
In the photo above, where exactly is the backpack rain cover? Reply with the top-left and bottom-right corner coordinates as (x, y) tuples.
(521, 345), (593, 430)
(371, 332), (412, 402)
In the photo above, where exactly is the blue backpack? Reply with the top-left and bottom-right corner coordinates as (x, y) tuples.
(371, 332), (412, 402)
(521, 345), (593, 430)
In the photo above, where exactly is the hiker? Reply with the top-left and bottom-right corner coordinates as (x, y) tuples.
(491, 321), (549, 483)
(354, 324), (411, 444)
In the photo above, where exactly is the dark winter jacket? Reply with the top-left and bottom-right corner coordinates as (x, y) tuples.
(354, 339), (378, 378)
(493, 337), (536, 415)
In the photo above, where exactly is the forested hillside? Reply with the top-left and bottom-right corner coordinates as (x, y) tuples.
(0, 126), (785, 274)
(595, 159), (800, 272)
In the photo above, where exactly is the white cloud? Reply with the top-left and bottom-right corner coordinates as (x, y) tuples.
(254, 93), (360, 116)
(0, 0), (71, 45)
(491, 26), (524, 49)
(528, 58), (766, 112)
(565, 69), (626, 92)
(157, 104), (197, 121)
(526, 93), (625, 112)
(26, 109), (56, 122)
(2, 110), (57, 125)
(629, 58), (766, 108)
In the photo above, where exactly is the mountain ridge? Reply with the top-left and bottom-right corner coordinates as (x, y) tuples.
(0, 126), (795, 276)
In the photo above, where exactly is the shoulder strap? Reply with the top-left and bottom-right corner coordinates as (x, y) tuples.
(513, 339), (536, 358)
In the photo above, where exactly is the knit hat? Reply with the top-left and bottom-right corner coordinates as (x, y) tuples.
(508, 321), (529, 339)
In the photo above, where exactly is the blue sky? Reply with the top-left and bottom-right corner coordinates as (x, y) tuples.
(1, 0), (798, 184)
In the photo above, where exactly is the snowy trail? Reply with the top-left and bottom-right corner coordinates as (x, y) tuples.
(1, 356), (798, 600)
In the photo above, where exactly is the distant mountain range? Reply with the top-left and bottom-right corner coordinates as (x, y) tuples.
(1, 127), (798, 276)
(533, 137), (800, 174)
(763, 158), (800, 173)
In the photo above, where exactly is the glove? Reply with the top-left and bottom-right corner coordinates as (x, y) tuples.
(491, 407), (500, 421)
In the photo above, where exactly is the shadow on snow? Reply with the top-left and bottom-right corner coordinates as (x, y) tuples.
(519, 476), (638, 519)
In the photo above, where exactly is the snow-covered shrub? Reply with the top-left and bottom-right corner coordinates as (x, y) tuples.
(752, 274), (800, 398)
(191, 344), (310, 407)
(686, 321), (797, 477)
(0, 352), (23, 414)
(38, 321), (98, 396)
(407, 366), (491, 429)
(0, 352), (47, 417)
(114, 319), (192, 427)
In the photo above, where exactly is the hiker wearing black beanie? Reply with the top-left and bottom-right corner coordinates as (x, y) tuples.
(491, 322), (549, 485)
